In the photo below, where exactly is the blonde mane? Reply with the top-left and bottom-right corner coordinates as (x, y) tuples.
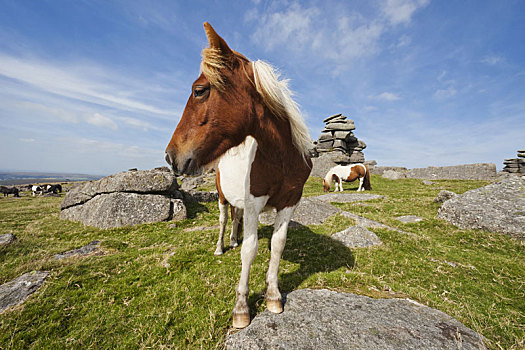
(252, 60), (311, 156)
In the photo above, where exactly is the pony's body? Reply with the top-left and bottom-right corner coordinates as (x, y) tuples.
(165, 23), (311, 329)
(0, 186), (19, 197)
(323, 164), (371, 192)
(31, 185), (43, 196)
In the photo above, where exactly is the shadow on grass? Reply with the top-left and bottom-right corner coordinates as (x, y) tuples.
(184, 201), (209, 219)
(247, 224), (355, 314)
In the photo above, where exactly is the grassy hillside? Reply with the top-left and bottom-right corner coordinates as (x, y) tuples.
(0, 176), (523, 349)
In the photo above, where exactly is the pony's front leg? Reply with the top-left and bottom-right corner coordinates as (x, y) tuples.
(214, 201), (229, 256)
(338, 179), (344, 192)
(229, 207), (243, 248)
(357, 177), (364, 192)
(232, 196), (267, 329)
(266, 205), (295, 313)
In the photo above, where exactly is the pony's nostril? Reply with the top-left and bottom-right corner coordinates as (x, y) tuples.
(181, 158), (193, 174)
(165, 152), (172, 166)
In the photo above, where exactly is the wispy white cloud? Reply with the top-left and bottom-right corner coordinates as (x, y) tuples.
(0, 54), (178, 117)
(393, 34), (412, 48)
(480, 54), (504, 66)
(118, 116), (161, 131)
(86, 113), (118, 130)
(370, 92), (401, 101)
(433, 87), (457, 98)
(250, 3), (320, 52)
(13, 101), (80, 124)
(380, 0), (430, 25)
(247, 1), (429, 70)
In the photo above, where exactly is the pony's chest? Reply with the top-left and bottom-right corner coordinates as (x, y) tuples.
(217, 136), (258, 208)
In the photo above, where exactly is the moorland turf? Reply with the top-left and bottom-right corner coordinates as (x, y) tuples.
(0, 175), (523, 349)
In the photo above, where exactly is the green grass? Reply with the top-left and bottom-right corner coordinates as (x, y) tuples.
(0, 176), (523, 349)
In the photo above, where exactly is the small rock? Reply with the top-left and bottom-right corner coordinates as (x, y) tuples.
(0, 271), (49, 314)
(395, 215), (424, 223)
(0, 234), (17, 247)
(332, 226), (382, 248)
(53, 241), (102, 260)
(422, 180), (435, 185)
(434, 190), (457, 203)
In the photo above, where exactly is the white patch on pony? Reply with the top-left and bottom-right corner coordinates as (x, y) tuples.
(218, 136), (257, 207)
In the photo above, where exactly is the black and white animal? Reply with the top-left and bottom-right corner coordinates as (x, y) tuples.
(0, 186), (20, 197)
(31, 185), (43, 196)
(45, 184), (62, 194)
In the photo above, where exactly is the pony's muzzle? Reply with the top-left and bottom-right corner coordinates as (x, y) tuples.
(165, 150), (198, 176)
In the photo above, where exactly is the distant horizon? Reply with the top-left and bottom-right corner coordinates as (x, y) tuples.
(0, 169), (110, 177)
(0, 156), (511, 176)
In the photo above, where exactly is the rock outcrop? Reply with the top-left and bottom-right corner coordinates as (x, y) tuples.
(225, 289), (487, 350)
(382, 170), (407, 180)
(437, 176), (525, 240)
(310, 113), (367, 178)
(405, 163), (497, 180)
(60, 168), (186, 229)
(502, 149), (525, 175)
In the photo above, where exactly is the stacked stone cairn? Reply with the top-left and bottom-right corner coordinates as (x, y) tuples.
(503, 149), (525, 175)
(313, 113), (366, 163)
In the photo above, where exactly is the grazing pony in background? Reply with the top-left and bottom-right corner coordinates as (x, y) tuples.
(165, 22), (312, 328)
(45, 184), (62, 194)
(31, 185), (43, 196)
(0, 186), (20, 197)
(323, 164), (371, 192)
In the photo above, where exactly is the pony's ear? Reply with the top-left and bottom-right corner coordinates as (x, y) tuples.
(204, 22), (233, 56)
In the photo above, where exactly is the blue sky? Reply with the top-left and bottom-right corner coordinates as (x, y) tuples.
(1, 0), (524, 175)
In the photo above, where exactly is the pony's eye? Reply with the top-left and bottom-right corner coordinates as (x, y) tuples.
(193, 86), (208, 98)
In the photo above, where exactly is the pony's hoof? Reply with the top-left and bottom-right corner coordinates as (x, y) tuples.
(266, 299), (283, 314)
(232, 312), (250, 329)
(230, 242), (239, 248)
(214, 248), (223, 256)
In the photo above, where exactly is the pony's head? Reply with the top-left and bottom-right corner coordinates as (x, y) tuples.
(322, 179), (331, 192)
(165, 22), (311, 175)
(165, 22), (256, 175)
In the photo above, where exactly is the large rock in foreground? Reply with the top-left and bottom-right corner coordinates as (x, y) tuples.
(437, 177), (525, 240)
(226, 289), (487, 350)
(60, 168), (186, 229)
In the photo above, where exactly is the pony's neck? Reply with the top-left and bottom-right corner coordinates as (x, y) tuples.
(252, 108), (298, 160)
(323, 170), (334, 186)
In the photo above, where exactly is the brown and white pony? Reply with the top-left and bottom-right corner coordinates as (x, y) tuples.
(165, 23), (312, 329)
(323, 164), (371, 192)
